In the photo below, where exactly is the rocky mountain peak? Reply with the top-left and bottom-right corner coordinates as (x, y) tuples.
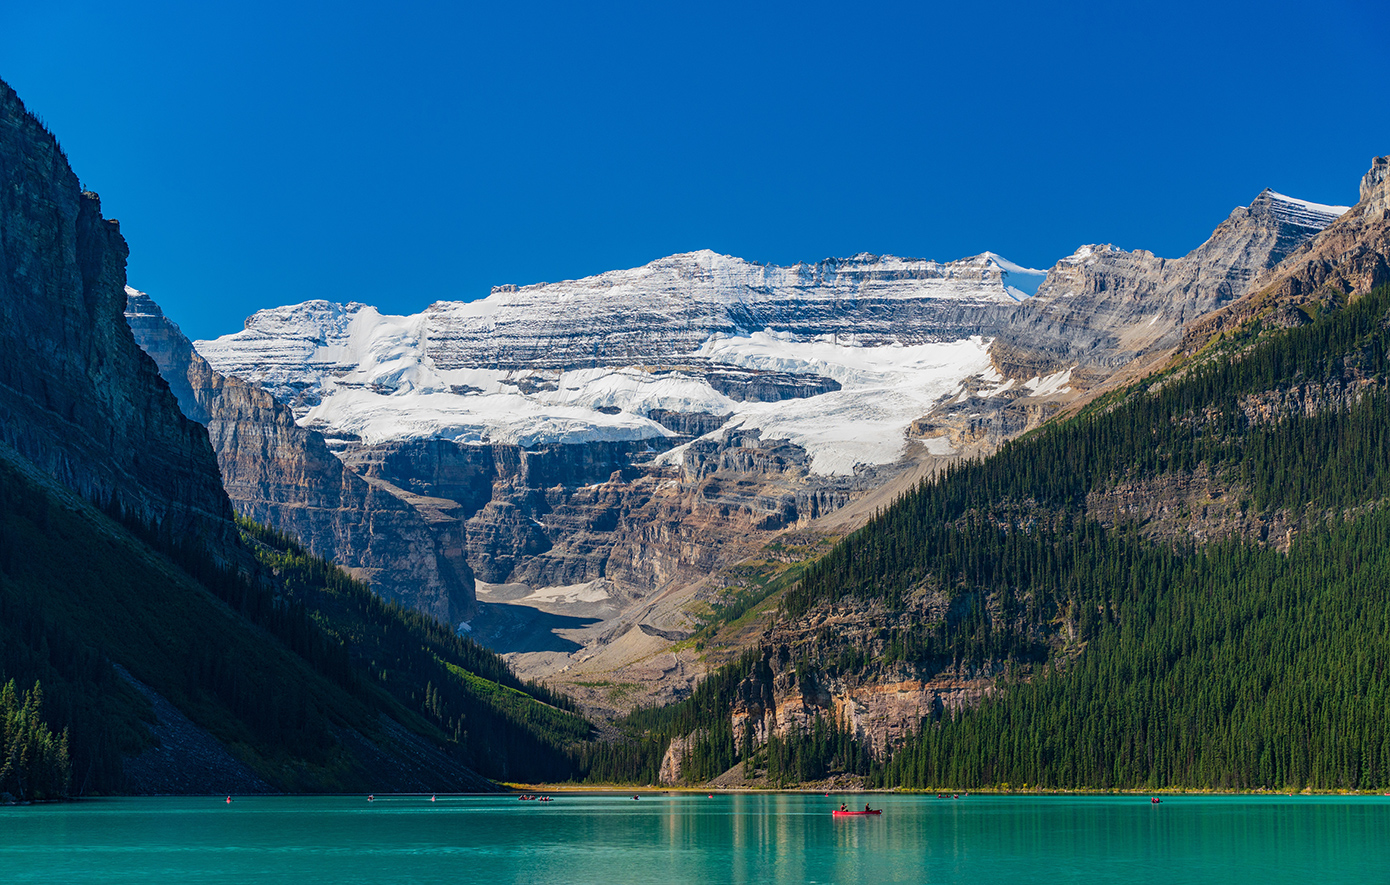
(989, 183), (1347, 386)
(1182, 155), (1390, 352)
(1359, 156), (1389, 215)
(1249, 188), (1350, 230)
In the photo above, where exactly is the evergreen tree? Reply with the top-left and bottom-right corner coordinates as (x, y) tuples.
(0, 679), (71, 801)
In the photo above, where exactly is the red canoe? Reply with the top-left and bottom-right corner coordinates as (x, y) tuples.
(833, 809), (882, 816)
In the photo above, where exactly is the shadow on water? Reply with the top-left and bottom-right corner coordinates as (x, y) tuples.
(468, 601), (601, 653)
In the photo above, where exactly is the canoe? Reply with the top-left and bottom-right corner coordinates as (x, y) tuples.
(833, 809), (881, 816)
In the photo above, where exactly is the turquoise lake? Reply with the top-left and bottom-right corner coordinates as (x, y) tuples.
(4, 792), (1389, 883)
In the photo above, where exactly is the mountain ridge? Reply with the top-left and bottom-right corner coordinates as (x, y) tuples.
(582, 156), (1390, 788)
(125, 289), (478, 622)
(154, 176), (1348, 720)
(1, 74), (584, 796)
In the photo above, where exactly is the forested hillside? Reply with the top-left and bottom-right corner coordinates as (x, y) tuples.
(593, 282), (1390, 789)
(0, 452), (589, 796)
(856, 284), (1390, 790)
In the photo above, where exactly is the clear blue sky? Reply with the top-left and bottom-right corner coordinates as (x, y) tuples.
(5, 0), (1388, 341)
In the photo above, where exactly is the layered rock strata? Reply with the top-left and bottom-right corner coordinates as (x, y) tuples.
(199, 251), (1036, 395)
(125, 290), (476, 623)
(992, 189), (1348, 386)
(1182, 156), (1390, 351)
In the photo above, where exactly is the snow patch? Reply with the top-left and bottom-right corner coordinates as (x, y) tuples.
(1265, 190), (1350, 226)
(688, 333), (995, 474)
(524, 580), (615, 605)
(1025, 367), (1074, 397)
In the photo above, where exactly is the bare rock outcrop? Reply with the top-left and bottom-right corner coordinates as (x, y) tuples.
(1182, 156), (1390, 352)
(0, 79), (234, 550)
(994, 189), (1347, 385)
(125, 290), (476, 623)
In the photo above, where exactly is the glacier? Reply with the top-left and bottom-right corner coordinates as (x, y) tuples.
(197, 249), (1045, 475)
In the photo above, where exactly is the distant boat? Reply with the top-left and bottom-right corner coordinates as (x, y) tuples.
(833, 809), (881, 816)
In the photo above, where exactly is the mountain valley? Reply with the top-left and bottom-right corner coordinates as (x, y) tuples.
(6, 65), (1390, 795)
(0, 76), (582, 798)
(156, 179), (1353, 726)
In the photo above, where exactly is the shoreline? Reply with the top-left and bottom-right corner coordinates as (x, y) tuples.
(502, 783), (1390, 797)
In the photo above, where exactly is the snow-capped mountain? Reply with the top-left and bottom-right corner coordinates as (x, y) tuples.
(146, 183), (1346, 704)
(200, 249), (1040, 386)
(196, 249), (1047, 475)
(1261, 189), (1349, 230)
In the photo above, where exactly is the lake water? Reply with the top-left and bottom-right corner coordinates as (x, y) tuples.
(4, 792), (1388, 884)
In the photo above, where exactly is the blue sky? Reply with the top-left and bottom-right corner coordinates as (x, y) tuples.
(4, 0), (1389, 341)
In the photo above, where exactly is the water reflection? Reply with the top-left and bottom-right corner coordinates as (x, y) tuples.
(3, 793), (1389, 884)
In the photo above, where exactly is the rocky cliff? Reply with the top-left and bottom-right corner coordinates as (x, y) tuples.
(992, 189), (1347, 386)
(125, 289), (476, 623)
(730, 596), (1002, 759)
(1182, 156), (1390, 351)
(0, 80), (233, 547)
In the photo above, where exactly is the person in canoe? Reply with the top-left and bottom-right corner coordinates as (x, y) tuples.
(864, 803), (873, 812)
(840, 803), (848, 811)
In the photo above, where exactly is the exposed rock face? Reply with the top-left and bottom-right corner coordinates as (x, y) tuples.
(906, 375), (1067, 451)
(1363, 156), (1390, 214)
(646, 408), (731, 438)
(337, 429), (887, 602)
(184, 250), (1043, 665)
(993, 189), (1347, 385)
(659, 732), (701, 785)
(1183, 157), (1390, 351)
(124, 290), (476, 623)
(704, 368), (840, 402)
(336, 437), (644, 586)
(0, 80), (233, 547)
(198, 251), (1034, 395)
(722, 596), (1001, 757)
(1085, 467), (1298, 552)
